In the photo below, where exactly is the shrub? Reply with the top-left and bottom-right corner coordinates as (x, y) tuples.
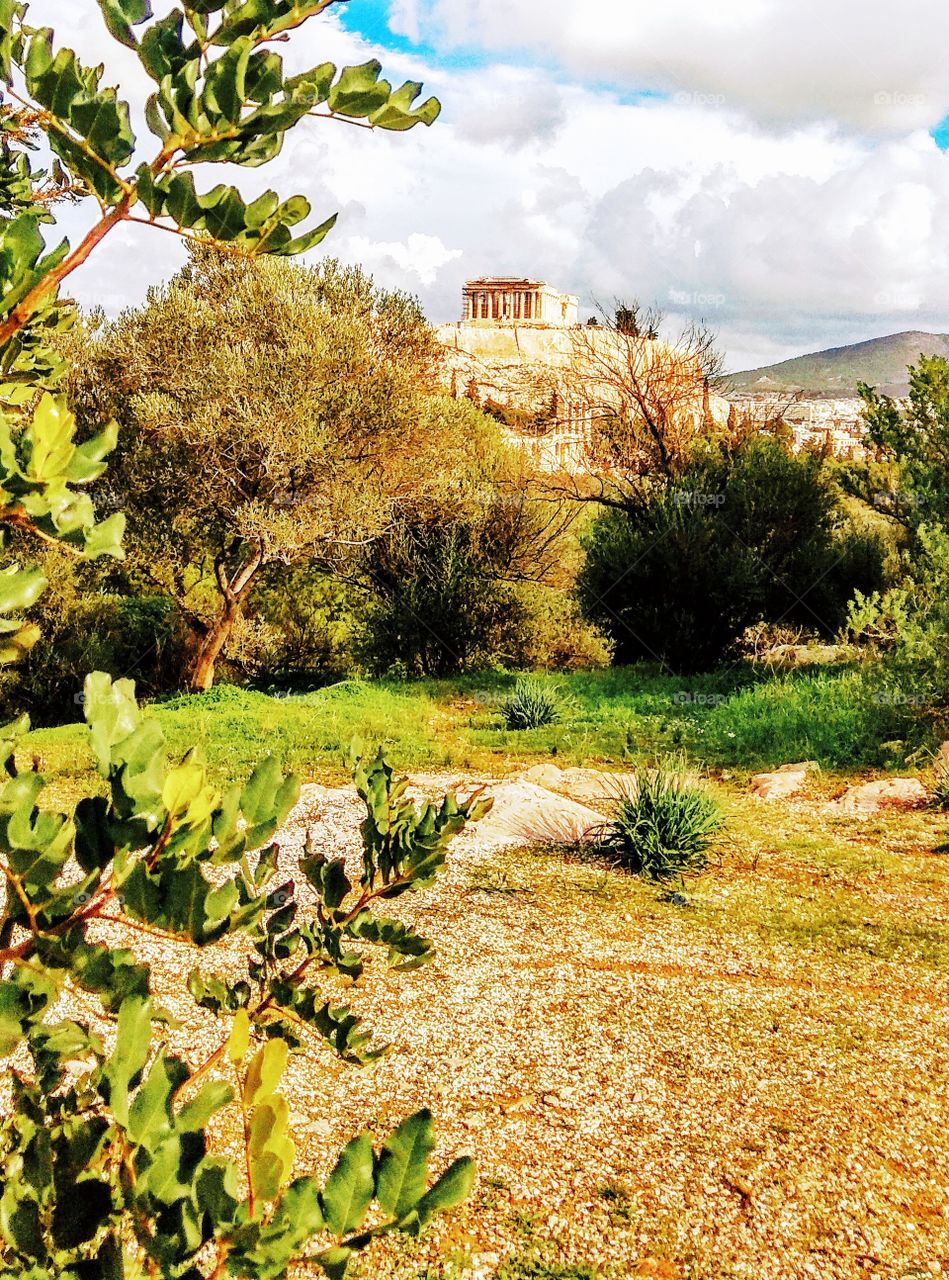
(598, 760), (724, 880)
(0, 569), (186, 723)
(0, 1), (478, 1274)
(0, 679), (489, 1279)
(501, 677), (563, 730)
(578, 437), (887, 672)
(507, 586), (613, 671)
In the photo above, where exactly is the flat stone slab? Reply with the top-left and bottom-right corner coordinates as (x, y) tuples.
(827, 777), (929, 817)
(751, 761), (818, 801)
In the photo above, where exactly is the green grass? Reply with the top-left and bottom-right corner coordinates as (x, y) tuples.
(22, 663), (937, 804)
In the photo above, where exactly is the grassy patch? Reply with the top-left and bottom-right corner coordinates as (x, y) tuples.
(21, 663), (940, 805)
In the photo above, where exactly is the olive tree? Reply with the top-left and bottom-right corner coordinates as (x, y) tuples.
(70, 247), (461, 690)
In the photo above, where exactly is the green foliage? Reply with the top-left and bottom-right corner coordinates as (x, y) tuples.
(357, 434), (580, 678)
(0, 392), (122, 663)
(500, 677), (563, 731)
(701, 667), (914, 768)
(70, 249), (463, 691)
(0, 566), (186, 723)
(847, 360), (949, 719)
(579, 437), (886, 673)
(0, 4), (478, 1277)
(856, 355), (949, 532)
(0, 675), (484, 1276)
(598, 760), (724, 880)
(0, 0), (440, 340)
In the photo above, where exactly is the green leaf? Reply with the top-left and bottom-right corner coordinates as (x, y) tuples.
(101, 994), (152, 1126)
(374, 1110), (436, 1219)
(176, 1078), (233, 1132)
(0, 565), (46, 615)
(96, 0), (153, 49)
(82, 511), (126, 561)
(0, 1186), (43, 1258)
(409, 1156), (476, 1229)
(83, 672), (141, 773)
(228, 1007), (251, 1062)
(244, 1036), (287, 1107)
(203, 37), (252, 123)
(74, 795), (113, 873)
(248, 1095), (295, 1204)
(320, 1132), (374, 1237)
(315, 1244), (353, 1280)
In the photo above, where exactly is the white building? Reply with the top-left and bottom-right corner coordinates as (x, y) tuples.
(461, 276), (579, 328)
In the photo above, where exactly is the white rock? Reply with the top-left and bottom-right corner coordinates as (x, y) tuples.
(827, 777), (928, 817)
(750, 761), (817, 801)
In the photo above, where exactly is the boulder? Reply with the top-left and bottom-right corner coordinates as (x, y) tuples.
(519, 763), (637, 806)
(464, 780), (605, 848)
(828, 777), (928, 817)
(750, 761), (817, 801)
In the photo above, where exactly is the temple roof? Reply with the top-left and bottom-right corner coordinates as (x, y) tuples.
(464, 277), (548, 289)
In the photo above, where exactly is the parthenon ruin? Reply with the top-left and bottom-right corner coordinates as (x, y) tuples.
(462, 276), (579, 328)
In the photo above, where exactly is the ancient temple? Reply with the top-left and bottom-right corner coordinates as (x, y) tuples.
(462, 277), (579, 327)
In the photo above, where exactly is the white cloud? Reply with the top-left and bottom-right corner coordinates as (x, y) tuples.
(33, 1), (949, 370)
(413, 0), (949, 136)
(343, 232), (462, 287)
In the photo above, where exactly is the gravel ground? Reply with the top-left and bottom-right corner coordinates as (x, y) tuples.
(83, 774), (949, 1280)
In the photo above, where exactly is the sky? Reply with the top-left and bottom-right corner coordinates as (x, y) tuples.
(34, 0), (949, 371)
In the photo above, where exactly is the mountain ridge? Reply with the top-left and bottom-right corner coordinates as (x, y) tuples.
(726, 330), (949, 397)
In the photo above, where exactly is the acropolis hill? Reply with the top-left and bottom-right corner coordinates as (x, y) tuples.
(436, 276), (727, 470)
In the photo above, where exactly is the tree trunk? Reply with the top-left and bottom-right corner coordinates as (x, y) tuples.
(186, 543), (263, 693)
(187, 600), (242, 692)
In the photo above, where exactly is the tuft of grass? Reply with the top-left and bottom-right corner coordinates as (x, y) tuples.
(500, 677), (563, 731)
(598, 759), (724, 881)
(929, 752), (949, 811)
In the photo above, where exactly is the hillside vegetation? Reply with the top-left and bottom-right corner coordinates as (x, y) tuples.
(727, 329), (949, 395)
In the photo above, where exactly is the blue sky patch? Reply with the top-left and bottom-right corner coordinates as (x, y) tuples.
(932, 115), (949, 149)
(337, 0), (491, 70)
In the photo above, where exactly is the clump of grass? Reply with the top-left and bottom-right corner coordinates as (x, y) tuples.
(929, 752), (949, 811)
(598, 758), (724, 881)
(500, 677), (563, 731)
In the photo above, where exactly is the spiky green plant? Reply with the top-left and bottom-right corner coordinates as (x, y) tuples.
(598, 759), (724, 880)
(500, 677), (563, 731)
(929, 752), (949, 811)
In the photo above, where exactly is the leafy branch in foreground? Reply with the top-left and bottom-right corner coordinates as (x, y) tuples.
(0, 0), (440, 375)
(0, 3), (479, 1276)
(0, 673), (489, 1277)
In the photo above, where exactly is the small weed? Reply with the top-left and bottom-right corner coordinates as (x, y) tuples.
(929, 752), (949, 811)
(495, 1257), (602, 1280)
(596, 1179), (636, 1222)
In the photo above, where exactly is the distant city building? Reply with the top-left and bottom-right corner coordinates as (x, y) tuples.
(462, 276), (579, 328)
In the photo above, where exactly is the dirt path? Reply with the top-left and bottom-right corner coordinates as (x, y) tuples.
(111, 775), (949, 1280)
